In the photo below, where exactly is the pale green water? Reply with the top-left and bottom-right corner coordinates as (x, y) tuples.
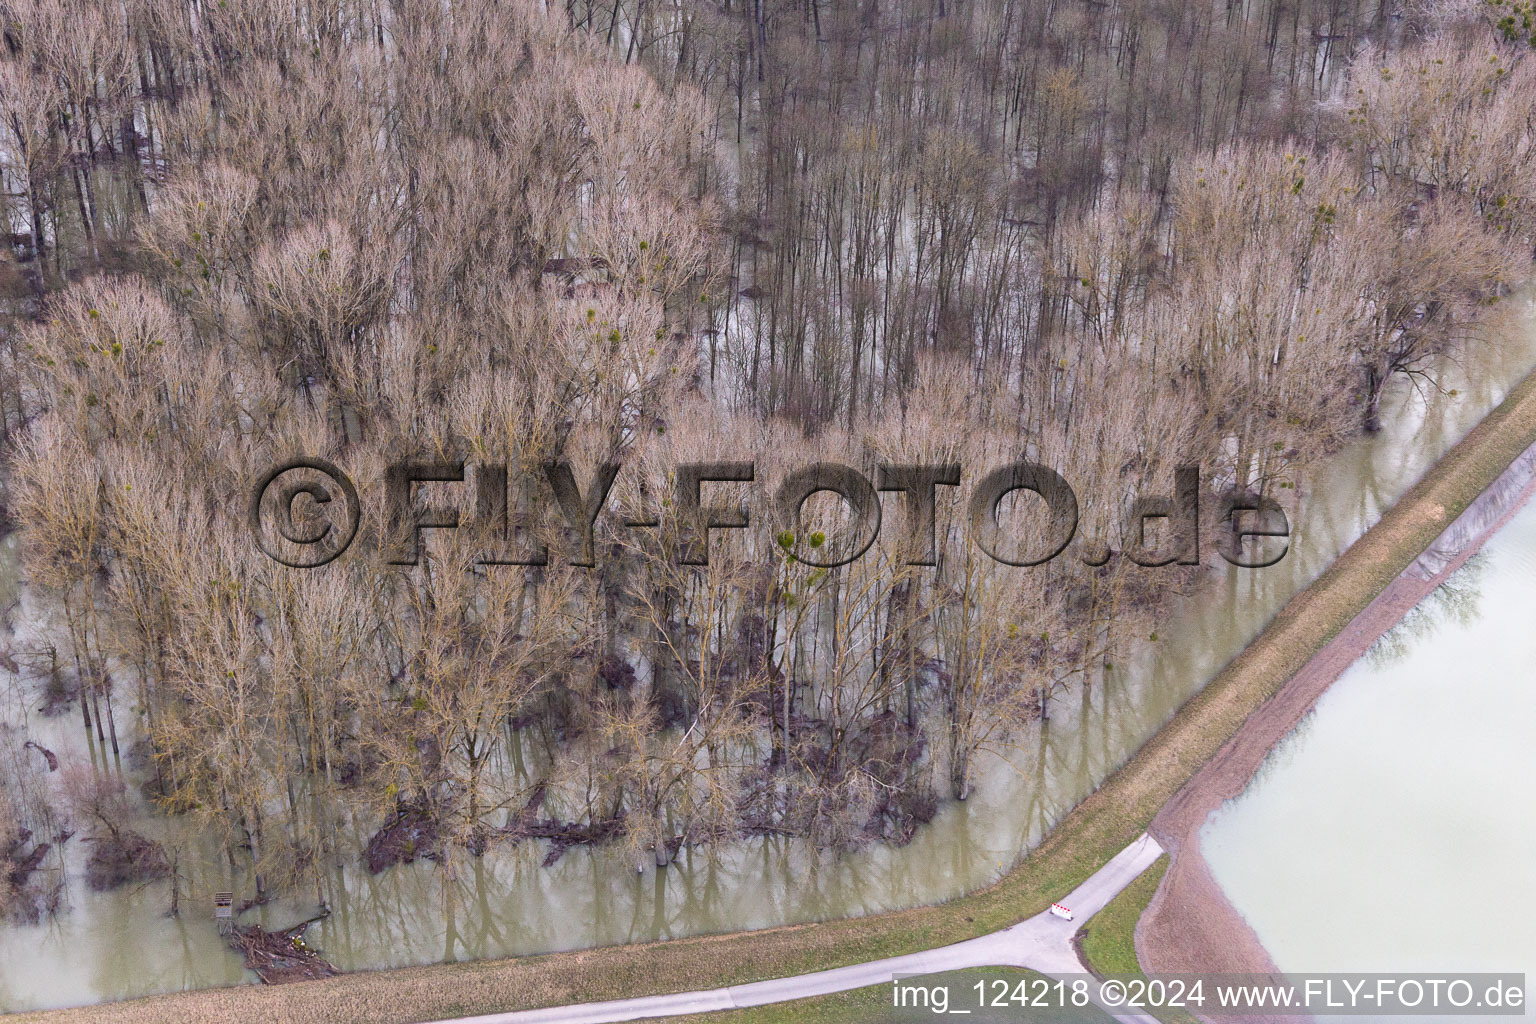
(2, 308), (1535, 1010)
(1203, 486), (1536, 1021)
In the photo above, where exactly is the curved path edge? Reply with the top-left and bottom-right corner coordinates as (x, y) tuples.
(436, 833), (1165, 1024)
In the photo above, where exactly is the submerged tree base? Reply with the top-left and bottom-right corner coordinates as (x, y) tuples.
(84, 829), (168, 892)
(2, 827), (61, 924)
(363, 802), (443, 875)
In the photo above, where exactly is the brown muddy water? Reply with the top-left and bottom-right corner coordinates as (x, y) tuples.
(2, 305), (1535, 1011)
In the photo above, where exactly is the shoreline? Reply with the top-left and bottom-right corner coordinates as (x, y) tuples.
(11, 367), (1536, 1024)
(1137, 439), (1536, 1024)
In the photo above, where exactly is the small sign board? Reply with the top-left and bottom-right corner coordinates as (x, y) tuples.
(1049, 902), (1074, 921)
(214, 892), (234, 919)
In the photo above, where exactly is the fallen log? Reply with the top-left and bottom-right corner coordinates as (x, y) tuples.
(23, 741), (58, 771)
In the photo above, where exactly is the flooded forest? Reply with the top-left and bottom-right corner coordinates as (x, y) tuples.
(0, 0), (1534, 1001)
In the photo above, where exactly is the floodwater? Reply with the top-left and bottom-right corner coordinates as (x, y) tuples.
(1202, 464), (1536, 1021)
(3, 305), (1536, 1010)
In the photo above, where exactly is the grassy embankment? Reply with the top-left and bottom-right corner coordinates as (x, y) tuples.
(655, 859), (1173, 1024)
(1076, 856), (1169, 978)
(17, 364), (1536, 1024)
(1072, 855), (1199, 1024)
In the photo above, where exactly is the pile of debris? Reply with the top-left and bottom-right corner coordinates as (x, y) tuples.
(227, 911), (339, 984)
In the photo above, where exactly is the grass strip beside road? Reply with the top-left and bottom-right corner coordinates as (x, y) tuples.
(1073, 856), (1199, 1024)
(17, 367), (1536, 1024)
(1077, 856), (1169, 978)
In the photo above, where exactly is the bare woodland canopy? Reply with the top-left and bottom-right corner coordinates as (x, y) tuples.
(0, 0), (1534, 902)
